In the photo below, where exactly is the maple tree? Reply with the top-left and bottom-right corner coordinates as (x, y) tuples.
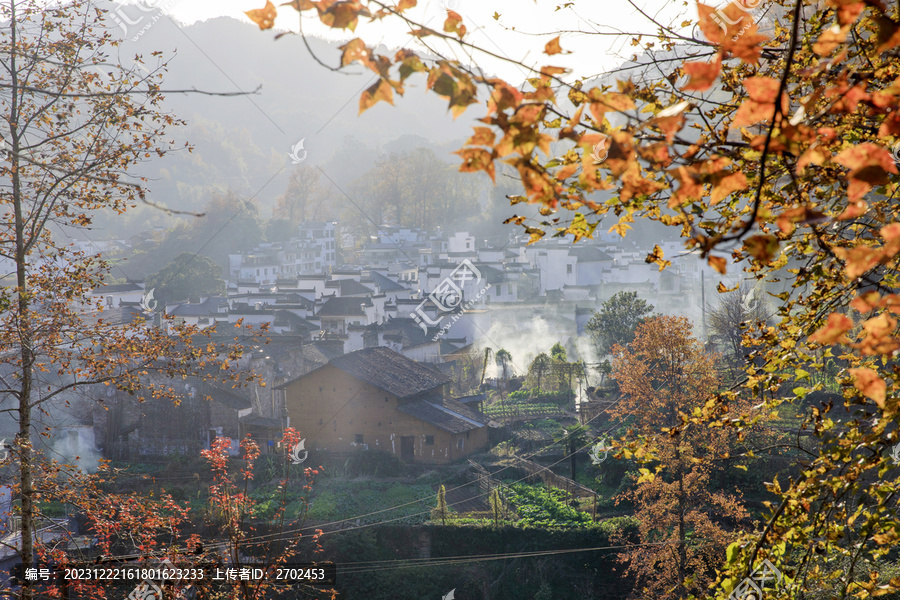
(197, 430), (329, 600)
(239, 0), (900, 596)
(0, 2), (263, 598)
(30, 429), (327, 600)
(610, 316), (749, 599)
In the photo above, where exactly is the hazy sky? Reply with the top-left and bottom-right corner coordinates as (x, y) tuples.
(152, 0), (696, 82)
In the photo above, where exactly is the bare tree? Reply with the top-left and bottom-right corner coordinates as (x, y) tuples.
(706, 283), (773, 378)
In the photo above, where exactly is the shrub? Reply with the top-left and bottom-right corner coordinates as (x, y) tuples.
(343, 447), (405, 477)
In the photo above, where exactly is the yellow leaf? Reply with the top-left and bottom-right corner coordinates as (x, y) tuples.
(443, 10), (466, 39)
(359, 79), (395, 114)
(245, 1), (277, 30)
(743, 234), (780, 263)
(281, 0), (315, 9)
(544, 36), (564, 55)
(708, 255), (727, 274)
(645, 244), (671, 271)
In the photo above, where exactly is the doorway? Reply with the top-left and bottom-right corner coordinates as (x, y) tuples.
(400, 436), (414, 461)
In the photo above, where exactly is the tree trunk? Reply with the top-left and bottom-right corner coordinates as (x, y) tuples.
(10, 7), (35, 596)
(677, 473), (687, 599)
(569, 437), (577, 480)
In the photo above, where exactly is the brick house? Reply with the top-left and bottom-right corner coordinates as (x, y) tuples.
(277, 347), (488, 464)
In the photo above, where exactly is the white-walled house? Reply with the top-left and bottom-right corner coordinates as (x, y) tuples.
(526, 247), (577, 294)
(448, 231), (475, 254)
(89, 281), (147, 308)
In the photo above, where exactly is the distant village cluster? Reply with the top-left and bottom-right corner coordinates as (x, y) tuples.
(61, 221), (735, 467)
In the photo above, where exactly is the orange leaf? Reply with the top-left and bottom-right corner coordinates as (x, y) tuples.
(708, 255), (727, 274)
(810, 312), (853, 345)
(466, 127), (496, 147)
(443, 10), (466, 39)
(696, 3), (725, 44)
(397, 0), (417, 10)
(359, 78), (395, 114)
(882, 222), (900, 243)
(836, 200), (868, 220)
(711, 172), (748, 205)
(245, 1), (277, 29)
(722, 21), (768, 64)
(588, 92), (635, 123)
(814, 23), (849, 55)
(319, 1), (361, 30)
(849, 367), (887, 408)
(455, 148), (496, 182)
(850, 292), (881, 313)
(858, 313), (899, 356)
(743, 77), (780, 103)
(732, 100), (776, 128)
(510, 104), (546, 127)
(544, 36), (565, 55)
(833, 0), (865, 26)
(282, 0), (315, 9)
(837, 246), (881, 279)
(743, 234), (779, 263)
(682, 58), (721, 91)
(340, 38), (370, 67)
(797, 145), (831, 173)
(833, 143), (898, 201)
(556, 163), (579, 180)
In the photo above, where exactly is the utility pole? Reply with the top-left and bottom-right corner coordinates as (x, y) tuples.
(701, 269), (707, 342)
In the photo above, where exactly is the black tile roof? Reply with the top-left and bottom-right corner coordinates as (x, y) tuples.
(316, 296), (373, 317)
(279, 346), (450, 398)
(93, 282), (144, 293)
(378, 317), (439, 347)
(397, 397), (486, 433)
(453, 393), (486, 405)
(336, 279), (374, 296)
(371, 271), (407, 292)
(301, 341), (346, 365)
(201, 382), (251, 411)
(167, 297), (226, 316)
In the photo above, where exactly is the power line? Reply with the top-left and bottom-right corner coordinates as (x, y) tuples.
(335, 539), (717, 575)
(196, 398), (628, 553)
